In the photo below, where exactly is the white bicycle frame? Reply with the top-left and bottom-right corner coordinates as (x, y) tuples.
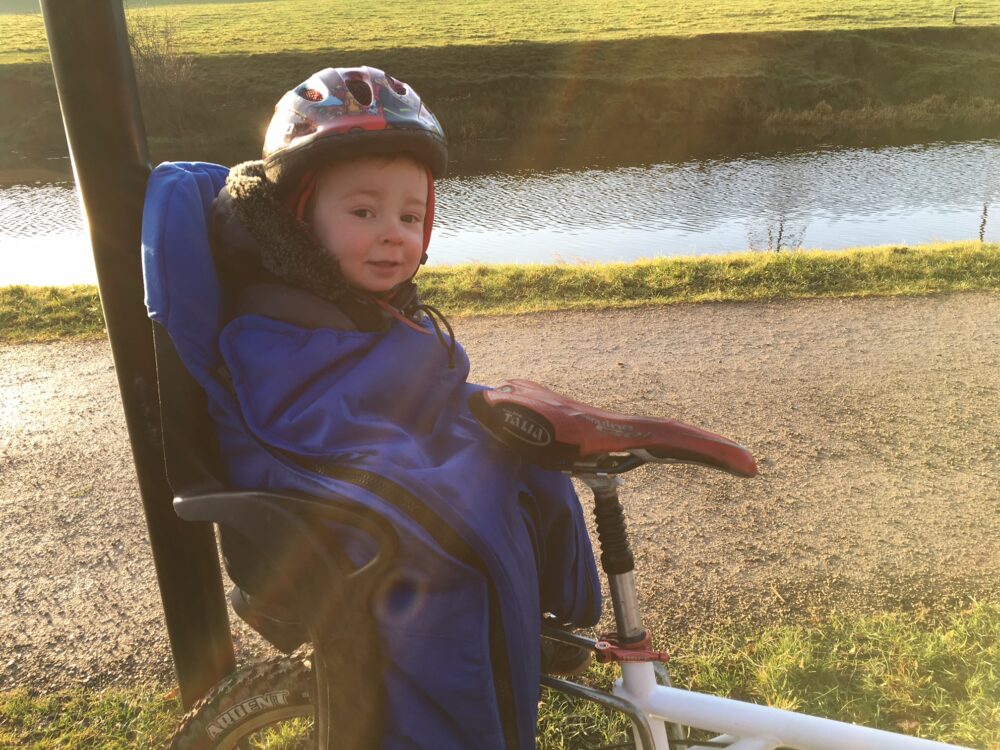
(540, 473), (977, 750)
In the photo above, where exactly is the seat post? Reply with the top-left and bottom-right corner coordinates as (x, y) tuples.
(579, 473), (646, 644)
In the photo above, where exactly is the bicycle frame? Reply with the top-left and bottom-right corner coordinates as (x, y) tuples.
(540, 473), (977, 750)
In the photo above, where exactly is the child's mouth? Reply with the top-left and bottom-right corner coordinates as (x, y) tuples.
(366, 260), (402, 276)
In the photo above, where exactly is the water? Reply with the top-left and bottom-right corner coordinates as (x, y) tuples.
(1, 137), (997, 285)
(430, 137), (999, 264)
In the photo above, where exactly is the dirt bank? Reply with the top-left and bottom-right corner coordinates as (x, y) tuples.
(1, 293), (997, 692)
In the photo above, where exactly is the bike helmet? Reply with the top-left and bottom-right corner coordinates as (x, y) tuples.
(262, 65), (448, 201)
(214, 66), (447, 331)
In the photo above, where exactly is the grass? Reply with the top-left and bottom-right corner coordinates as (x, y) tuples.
(0, 284), (105, 344)
(418, 241), (1000, 315)
(4, 0), (1000, 64)
(538, 601), (1000, 749)
(3, 6), (1000, 171)
(2, 601), (998, 748)
(0, 688), (179, 749)
(2, 242), (997, 344)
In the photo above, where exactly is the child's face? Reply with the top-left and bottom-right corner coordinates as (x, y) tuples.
(311, 155), (427, 294)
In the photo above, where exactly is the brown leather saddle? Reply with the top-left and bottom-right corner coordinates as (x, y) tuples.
(469, 379), (757, 477)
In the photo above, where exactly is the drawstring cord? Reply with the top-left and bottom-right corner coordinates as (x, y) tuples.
(416, 302), (457, 369)
(371, 295), (457, 369)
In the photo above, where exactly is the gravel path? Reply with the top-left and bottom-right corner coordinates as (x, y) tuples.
(1, 293), (998, 692)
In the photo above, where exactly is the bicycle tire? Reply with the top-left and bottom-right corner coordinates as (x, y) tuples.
(169, 652), (313, 750)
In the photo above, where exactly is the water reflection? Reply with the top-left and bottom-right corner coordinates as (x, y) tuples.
(0, 182), (93, 285)
(0, 181), (80, 238)
(1, 137), (997, 284)
(430, 137), (999, 263)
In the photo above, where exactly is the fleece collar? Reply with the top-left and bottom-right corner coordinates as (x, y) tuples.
(223, 159), (354, 304)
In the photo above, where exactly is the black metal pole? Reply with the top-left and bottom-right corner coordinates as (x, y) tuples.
(38, 0), (235, 707)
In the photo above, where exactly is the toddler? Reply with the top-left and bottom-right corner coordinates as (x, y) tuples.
(208, 66), (600, 749)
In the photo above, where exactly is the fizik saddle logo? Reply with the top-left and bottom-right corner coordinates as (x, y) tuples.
(500, 406), (552, 447)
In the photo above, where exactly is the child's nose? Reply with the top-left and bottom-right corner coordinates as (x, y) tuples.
(380, 219), (405, 244)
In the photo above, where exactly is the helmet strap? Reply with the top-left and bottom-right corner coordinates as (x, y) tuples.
(284, 170), (318, 223)
(421, 168), (435, 262)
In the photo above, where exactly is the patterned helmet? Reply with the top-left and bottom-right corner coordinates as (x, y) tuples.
(262, 65), (448, 199)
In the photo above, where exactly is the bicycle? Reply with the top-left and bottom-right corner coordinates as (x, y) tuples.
(168, 378), (976, 750)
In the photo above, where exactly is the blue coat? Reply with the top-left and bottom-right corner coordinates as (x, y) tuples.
(141, 161), (602, 749)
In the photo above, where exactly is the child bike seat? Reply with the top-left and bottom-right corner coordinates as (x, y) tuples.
(142, 161), (604, 750)
(469, 379), (757, 477)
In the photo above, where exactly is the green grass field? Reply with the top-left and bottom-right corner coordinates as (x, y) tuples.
(3, 601), (998, 748)
(3, 2), (1000, 170)
(2, 242), (997, 344)
(3, 0), (1000, 64)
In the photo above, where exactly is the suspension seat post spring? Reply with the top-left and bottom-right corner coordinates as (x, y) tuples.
(578, 473), (645, 644)
(592, 482), (635, 576)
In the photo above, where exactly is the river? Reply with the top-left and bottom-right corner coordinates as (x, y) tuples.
(1, 136), (996, 285)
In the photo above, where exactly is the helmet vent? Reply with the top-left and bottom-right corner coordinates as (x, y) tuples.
(299, 87), (324, 102)
(287, 119), (317, 140)
(385, 75), (407, 96)
(346, 78), (373, 106)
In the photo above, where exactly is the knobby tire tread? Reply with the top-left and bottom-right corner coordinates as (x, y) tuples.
(169, 652), (313, 750)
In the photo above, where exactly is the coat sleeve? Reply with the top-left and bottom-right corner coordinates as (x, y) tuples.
(519, 466), (602, 627)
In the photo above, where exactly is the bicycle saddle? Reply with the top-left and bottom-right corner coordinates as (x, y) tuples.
(469, 379), (757, 477)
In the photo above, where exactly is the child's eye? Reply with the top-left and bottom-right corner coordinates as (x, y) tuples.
(351, 208), (374, 218)
(401, 214), (422, 225)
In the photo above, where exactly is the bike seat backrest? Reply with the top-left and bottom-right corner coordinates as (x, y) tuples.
(141, 162), (386, 620)
(142, 162), (255, 583)
(468, 379), (757, 477)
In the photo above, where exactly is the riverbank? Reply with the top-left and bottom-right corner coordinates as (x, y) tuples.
(1, 241), (996, 344)
(3, 22), (1000, 173)
(3, 602), (997, 748)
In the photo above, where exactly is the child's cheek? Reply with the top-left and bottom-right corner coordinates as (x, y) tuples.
(311, 217), (337, 259)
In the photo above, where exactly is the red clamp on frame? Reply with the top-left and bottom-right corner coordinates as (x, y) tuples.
(594, 630), (670, 664)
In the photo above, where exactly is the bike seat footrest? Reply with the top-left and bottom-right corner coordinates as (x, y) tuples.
(594, 630), (670, 664)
